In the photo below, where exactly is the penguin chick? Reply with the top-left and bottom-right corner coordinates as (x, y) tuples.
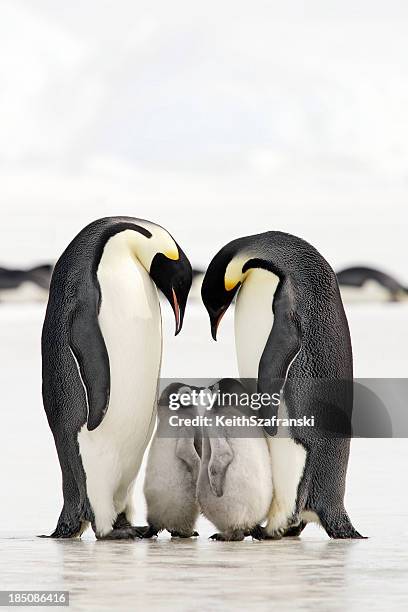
(197, 379), (273, 541)
(143, 383), (202, 538)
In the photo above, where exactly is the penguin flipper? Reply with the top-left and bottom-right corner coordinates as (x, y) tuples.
(207, 437), (234, 497)
(69, 304), (110, 431)
(175, 434), (201, 482)
(258, 279), (301, 436)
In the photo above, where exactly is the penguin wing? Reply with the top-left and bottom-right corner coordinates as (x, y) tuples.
(207, 437), (234, 497)
(69, 303), (110, 431)
(176, 434), (201, 482)
(258, 279), (301, 436)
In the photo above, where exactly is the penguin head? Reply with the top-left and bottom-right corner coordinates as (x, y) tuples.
(127, 222), (192, 335)
(201, 238), (252, 340)
(149, 247), (192, 335)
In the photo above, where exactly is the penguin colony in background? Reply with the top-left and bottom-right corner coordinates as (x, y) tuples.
(1, 262), (405, 304)
(337, 266), (408, 303)
(192, 265), (408, 304)
(0, 264), (52, 302)
(42, 217), (363, 540)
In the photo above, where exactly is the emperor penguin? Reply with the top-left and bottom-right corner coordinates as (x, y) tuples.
(143, 383), (202, 538)
(201, 232), (364, 539)
(197, 379), (273, 541)
(42, 217), (192, 539)
(0, 264), (52, 302)
(336, 266), (408, 303)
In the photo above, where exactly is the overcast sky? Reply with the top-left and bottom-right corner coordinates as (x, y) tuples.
(1, 1), (407, 278)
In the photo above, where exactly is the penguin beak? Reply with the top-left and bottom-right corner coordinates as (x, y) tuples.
(171, 288), (183, 336)
(149, 250), (192, 336)
(210, 308), (227, 341)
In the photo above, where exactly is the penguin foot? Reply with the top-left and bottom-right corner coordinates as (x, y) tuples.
(209, 531), (245, 541)
(38, 520), (87, 539)
(283, 521), (306, 537)
(319, 510), (366, 539)
(142, 526), (159, 539)
(325, 525), (367, 539)
(96, 527), (143, 540)
(112, 514), (149, 538)
(248, 525), (267, 540)
(113, 512), (132, 530)
(170, 530), (199, 538)
(128, 526), (151, 538)
(248, 526), (282, 540)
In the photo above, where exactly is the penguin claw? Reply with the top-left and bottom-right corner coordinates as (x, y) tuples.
(96, 527), (142, 540)
(142, 526), (159, 539)
(249, 525), (266, 540)
(209, 533), (225, 541)
(38, 522), (84, 539)
(112, 514), (149, 538)
(128, 526), (149, 538)
(248, 526), (282, 540)
(209, 532), (245, 541)
(170, 530), (199, 538)
(283, 522), (306, 537)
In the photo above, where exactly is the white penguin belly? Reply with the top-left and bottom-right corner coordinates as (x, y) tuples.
(235, 268), (279, 379)
(78, 233), (162, 535)
(234, 268), (307, 534)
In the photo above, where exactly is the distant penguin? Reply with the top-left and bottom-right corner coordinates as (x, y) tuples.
(0, 264), (52, 302)
(143, 383), (202, 538)
(197, 379), (273, 541)
(201, 232), (363, 539)
(42, 217), (192, 539)
(337, 266), (408, 303)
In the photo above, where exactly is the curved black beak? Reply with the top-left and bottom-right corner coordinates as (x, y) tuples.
(171, 287), (184, 336)
(210, 307), (227, 341)
(149, 248), (192, 336)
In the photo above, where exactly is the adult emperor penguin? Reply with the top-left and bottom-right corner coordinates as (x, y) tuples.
(0, 264), (52, 302)
(337, 266), (408, 303)
(42, 217), (192, 539)
(201, 231), (363, 539)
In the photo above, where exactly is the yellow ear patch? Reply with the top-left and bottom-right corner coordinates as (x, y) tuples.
(165, 248), (179, 261)
(225, 277), (238, 291)
(224, 254), (249, 292)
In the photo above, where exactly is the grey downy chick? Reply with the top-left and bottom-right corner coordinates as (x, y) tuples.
(143, 383), (202, 538)
(197, 378), (273, 541)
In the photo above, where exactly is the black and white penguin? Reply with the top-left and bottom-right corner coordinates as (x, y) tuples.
(0, 264), (52, 302)
(42, 217), (192, 539)
(201, 231), (363, 539)
(337, 266), (408, 303)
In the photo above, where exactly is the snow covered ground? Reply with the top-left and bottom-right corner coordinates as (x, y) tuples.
(0, 301), (407, 610)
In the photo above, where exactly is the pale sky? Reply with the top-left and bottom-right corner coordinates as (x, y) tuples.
(1, 1), (407, 279)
